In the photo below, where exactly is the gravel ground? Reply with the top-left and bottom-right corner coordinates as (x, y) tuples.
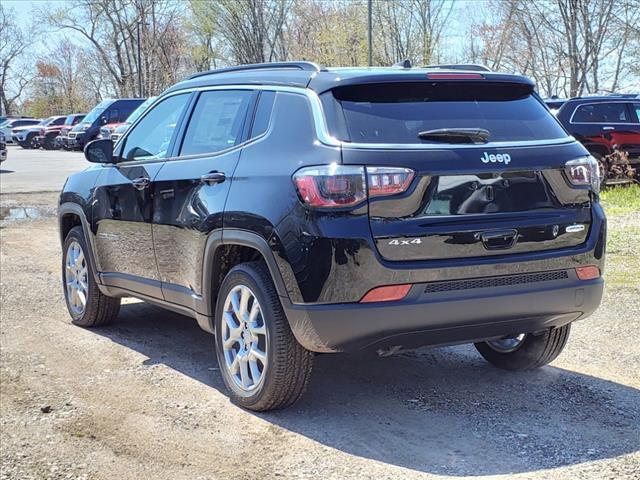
(0, 191), (639, 480)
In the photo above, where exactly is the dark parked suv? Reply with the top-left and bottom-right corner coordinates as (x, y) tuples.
(59, 62), (605, 411)
(556, 96), (640, 171)
(66, 98), (144, 150)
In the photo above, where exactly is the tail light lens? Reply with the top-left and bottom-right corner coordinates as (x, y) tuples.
(40, 129), (45, 135)
(294, 165), (414, 208)
(294, 165), (367, 208)
(367, 167), (414, 197)
(565, 156), (600, 193)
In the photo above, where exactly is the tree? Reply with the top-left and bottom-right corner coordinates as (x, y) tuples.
(41, 0), (190, 98)
(466, 0), (640, 97)
(0, 4), (35, 115)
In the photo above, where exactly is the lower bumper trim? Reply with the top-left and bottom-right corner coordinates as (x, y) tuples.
(282, 277), (604, 353)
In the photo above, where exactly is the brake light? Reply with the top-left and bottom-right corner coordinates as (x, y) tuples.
(293, 165), (415, 208)
(294, 165), (366, 208)
(360, 284), (411, 303)
(576, 265), (600, 280)
(40, 129), (45, 136)
(367, 167), (414, 197)
(426, 73), (484, 80)
(565, 156), (600, 193)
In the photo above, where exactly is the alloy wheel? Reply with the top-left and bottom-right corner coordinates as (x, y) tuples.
(221, 285), (268, 391)
(65, 241), (89, 316)
(486, 334), (526, 353)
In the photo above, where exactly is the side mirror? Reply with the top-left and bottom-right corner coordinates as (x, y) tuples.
(84, 138), (116, 164)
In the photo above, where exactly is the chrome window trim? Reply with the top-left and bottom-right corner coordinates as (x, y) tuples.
(569, 101), (638, 125)
(116, 83), (577, 158)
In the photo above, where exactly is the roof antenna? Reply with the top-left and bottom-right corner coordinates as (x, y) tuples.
(394, 59), (412, 69)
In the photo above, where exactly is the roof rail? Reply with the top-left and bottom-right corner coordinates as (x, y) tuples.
(188, 61), (323, 80)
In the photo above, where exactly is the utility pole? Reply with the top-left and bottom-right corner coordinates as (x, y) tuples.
(367, 0), (373, 66)
(137, 20), (143, 98)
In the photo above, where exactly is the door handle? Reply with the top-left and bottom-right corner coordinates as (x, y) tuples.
(478, 229), (518, 250)
(131, 176), (151, 190)
(200, 171), (226, 184)
(602, 126), (615, 131)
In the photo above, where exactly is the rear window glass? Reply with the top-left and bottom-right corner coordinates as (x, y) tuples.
(325, 82), (568, 144)
(571, 102), (630, 123)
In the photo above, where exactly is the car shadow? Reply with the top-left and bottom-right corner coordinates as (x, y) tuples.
(0, 169), (15, 174)
(93, 302), (640, 476)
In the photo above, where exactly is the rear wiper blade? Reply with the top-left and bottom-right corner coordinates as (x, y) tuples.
(418, 128), (490, 144)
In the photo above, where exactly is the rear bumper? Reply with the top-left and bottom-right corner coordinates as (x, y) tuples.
(282, 273), (603, 353)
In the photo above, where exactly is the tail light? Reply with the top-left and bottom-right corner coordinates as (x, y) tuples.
(367, 167), (414, 197)
(565, 156), (600, 193)
(426, 73), (484, 80)
(293, 164), (414, 208)
(40, 129), (45, 136)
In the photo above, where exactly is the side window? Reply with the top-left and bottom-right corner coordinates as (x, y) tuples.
(180, 90), (253, 156)
(52, 117), (65, 126)
(250, 91), (276, 138)
(121, 93), (190, 162)
(633, 103), (640, 123)
(572, 103), (630, 123)
(108, 109), (119, 123)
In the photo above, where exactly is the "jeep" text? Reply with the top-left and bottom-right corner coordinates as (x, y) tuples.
(481, 152), (511, 165)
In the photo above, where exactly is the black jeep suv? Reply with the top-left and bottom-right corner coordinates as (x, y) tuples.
(59, 62), (605, 411)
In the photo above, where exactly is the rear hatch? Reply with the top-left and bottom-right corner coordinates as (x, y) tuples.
(323, 78), (593, 261)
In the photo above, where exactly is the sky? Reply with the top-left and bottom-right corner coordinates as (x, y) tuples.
(6, 0), (478, 60)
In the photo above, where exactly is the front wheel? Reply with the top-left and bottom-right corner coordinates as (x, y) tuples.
(43, 135), (56, 150)
(62, 226), (120, 327)
(214, 262), (313, 411)
(475, 325), (571, 370)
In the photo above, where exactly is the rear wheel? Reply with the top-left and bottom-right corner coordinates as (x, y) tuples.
(474, 325), (571, 370)
(43, 135), (56, 150)
(214, 261), (313, 411)
(62, 226), (120, 327)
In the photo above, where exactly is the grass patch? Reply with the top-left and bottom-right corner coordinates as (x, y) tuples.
(600, 184), (640, 216)
(601, 184), (640, 289)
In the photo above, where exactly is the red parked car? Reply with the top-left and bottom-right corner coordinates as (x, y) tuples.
(556, 95), (640, 175)
(37, 113), (85, 150)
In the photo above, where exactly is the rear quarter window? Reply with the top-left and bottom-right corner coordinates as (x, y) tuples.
(571, 102), (631, 123)
(324, 82), (568, 144)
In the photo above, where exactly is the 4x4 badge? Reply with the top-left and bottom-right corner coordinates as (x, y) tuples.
(481, 152), (511, 165)
(388, 238), (422, 246)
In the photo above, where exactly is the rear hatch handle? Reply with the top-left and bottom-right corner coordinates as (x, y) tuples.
(477, 229), (519, 250)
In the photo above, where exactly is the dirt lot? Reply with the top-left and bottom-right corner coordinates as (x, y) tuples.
(1, 188), (639, 480)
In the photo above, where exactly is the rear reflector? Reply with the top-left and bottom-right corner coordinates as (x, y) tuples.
(575, 266), (600, 280)
(360, 284), (411, 303)
(426, 73), (484, 80)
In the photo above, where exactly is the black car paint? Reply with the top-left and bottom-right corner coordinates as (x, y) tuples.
(60, 67), (605, 353)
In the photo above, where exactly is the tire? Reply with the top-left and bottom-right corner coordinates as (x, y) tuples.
(474, 325), (571, 371)
(214, 261), (313, 411)
(43, 135), (56, 150)
(27, 133), (39, 149)
(62, 226), (120, 327)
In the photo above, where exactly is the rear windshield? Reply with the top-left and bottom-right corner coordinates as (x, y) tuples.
(324, 82), (568, 144)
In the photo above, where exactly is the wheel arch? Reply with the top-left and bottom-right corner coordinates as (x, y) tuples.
(58, 202), (100, 284)
(200, 230), (292, 330)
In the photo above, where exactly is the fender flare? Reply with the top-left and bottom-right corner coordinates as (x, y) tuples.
(201, 229), (291, 319)
(58, 202), (101, 284)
